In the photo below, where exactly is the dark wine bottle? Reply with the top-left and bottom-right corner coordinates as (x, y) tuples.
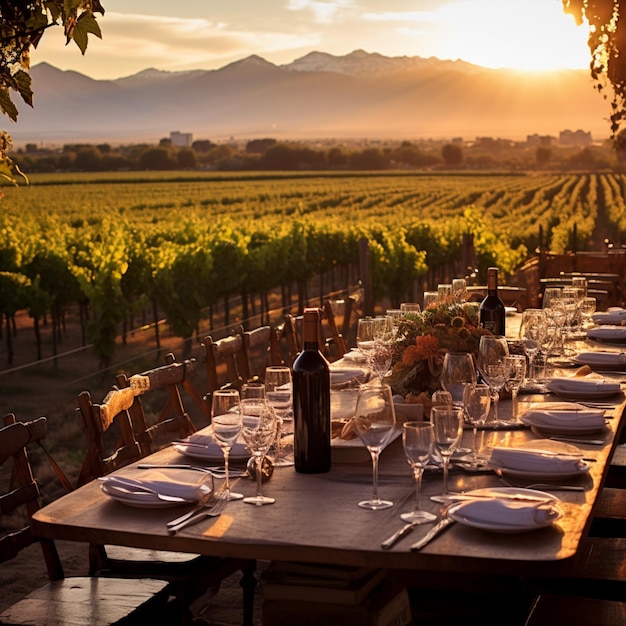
(479, 267), (506, 336)
(292, 307), (331, 474)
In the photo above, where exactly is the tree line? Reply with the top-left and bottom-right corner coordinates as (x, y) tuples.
(9, 137), (620, 174)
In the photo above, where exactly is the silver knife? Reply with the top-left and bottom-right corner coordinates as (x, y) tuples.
(410, 517), (455, 551)
(381, 521), (423, 550)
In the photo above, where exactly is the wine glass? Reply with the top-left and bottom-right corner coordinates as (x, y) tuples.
(356, 317), (377, 372)
(211, 389), (244, 501)
(518, 308), (546, 382)
(401, 421), (437, 523)
(240, 398), (278, 506)
(476, 335), (510, 425)
(430, 406), (464, 504)
(440, 352), (477, 408)
(505, 354), (527, 420)
(461, 383), (491, 468)
(580, 296), (597, 329)
(264, 365), (294, 467)
(371, 315), (395, 382)
(353, 383), (397, 510)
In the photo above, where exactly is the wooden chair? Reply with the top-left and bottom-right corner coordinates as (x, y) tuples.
(0, 413), (172, 626)
(243, 324), (274, 379)
(76, 364), (257, 625)
(269, 314), (300, 367)
(202, 325), (250, 395)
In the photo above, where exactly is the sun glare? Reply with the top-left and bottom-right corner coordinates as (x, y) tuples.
(439, 0), (590, 72)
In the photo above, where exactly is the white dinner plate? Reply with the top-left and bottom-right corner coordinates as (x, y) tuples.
(547, 383), (622, 400)
(100, 482), (195, 508)
(493, 463), (590, 481)
(520, 416), (609, 435)
(448, 488), (562, 533)
(173, 441), (250, 463)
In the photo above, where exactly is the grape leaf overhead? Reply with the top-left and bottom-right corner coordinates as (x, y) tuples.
(562, 0), (626, 136)
(0, 1), (105, 122)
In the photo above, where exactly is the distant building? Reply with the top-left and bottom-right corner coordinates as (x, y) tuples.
(526, 134), (556, 147)
(559, 129), (592, 146)
(170, 131), (193, 147)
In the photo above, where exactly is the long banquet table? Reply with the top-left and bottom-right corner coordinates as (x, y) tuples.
(32, 375), (625, 582)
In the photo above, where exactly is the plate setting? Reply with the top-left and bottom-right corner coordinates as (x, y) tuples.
(447, 487), (562, 533)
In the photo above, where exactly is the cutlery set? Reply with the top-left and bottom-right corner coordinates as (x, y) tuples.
(167, 496), (228, 534)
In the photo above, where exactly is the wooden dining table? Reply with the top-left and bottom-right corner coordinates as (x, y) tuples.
(32, 375), (624, 585)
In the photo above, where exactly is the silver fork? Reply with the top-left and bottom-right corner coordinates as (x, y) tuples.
(167, 496), (228, 534)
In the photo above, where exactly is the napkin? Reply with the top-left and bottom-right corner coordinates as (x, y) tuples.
(587, 326), (626, 341)
(489, 446), (585, 473)
(520, 402), (606, 429)
(102, 469), (207, 501)
(451, 496), (559, 527)
(575, 351), (626, 366)
(592, 308), (626, 325)
(341, 349), (368, 364)
(547, 376), (621, 395)
(330, 368), (367, 385)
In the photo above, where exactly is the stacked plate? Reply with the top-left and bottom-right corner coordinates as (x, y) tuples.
(488, 445), (590, 480)
(573, 351), (626, 372)
(447, 487), (562, 533)
(587, 326), (626, 343)
(174, 425), (250, 462)
(592, 308), (626, 325)
(546, 376), (622, 399)
(100, 469), (209, 508)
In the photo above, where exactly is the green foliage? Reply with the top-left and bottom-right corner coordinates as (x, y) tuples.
(0, 171), (614, 362)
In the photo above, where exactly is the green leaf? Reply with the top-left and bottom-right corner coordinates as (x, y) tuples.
(72, 13), (102, 54)
(14, 71), (33, 107)
(45, 1), (62, 23)
(0, 88), (19, 122)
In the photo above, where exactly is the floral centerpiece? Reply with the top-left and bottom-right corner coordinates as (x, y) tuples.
(385, 299), (491, 402)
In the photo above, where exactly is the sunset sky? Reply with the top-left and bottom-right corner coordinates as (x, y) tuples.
(30, 0), (591, 79)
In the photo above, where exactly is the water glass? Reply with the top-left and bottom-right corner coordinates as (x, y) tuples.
(505, 354), (527, 420)
(423, 291), (438, 308)
(461, 383), (491, 468)
(265, 366), (294, 467)
(401, 422), (436, 523)
(430, 406), (463, 504)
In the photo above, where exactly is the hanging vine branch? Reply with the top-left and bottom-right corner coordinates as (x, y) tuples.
(0, 1), (105, 122)
(563, 0), (626, 136)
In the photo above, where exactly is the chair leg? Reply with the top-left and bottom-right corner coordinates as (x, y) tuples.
(240, 560), (257, 626)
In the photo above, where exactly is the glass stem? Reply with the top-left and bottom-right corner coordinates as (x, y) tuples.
(472, 426), (479, 458)
(223, 449), (231, 493)
(492, 391), (500, 422)
(371, 450), (381, 502)
(442, 455), (450, 496)
(256, 454), (264, 501)
(414, 466), (424, 512)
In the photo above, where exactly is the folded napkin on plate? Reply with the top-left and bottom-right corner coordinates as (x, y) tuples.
(547, 376), (621, 394)
(330, 368), (367, 385)
(452, 497), (559, 527)
(592, 309), (626, 325)
(490, 446), (585, 473)
(587, 326), (626, 340)
(520, 402), (605, 428)
(341, 349), (368, 363)
(103, 469), (206, 501)
(575, 351), (626, 366)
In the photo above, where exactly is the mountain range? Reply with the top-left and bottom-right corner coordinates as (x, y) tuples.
(5, 49), (613, 145)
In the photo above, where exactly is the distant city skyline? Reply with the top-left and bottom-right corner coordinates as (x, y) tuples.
(30, 0), (590, 80)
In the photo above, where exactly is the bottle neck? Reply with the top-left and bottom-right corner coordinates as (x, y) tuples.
(302, 312), (320, 350)
(487, 269), (498, 294)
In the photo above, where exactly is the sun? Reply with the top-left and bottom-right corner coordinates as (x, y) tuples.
(440, 0), (590, 72)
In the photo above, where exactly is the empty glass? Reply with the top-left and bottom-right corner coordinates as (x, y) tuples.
(430, 406), (463, 504)
(505, 354), (527, 420)
(354, 384), (397, 510)
(461, 383), (491, 468)
(401, 422), (436, 523)
(265, 366), (294, 467)
(476, 335), (510, 425)
(440, 352), (477, 408)
(211, 389), (244, 501)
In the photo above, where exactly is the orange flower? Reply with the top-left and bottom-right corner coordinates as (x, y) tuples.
(402, 334), (440, 365)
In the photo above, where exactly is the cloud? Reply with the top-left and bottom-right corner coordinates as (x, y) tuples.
(31, 11), (321, 77)
(286, 0), (358, 24)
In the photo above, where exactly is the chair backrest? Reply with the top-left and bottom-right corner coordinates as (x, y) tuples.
(76, 356), (197, 485)
(0, 413), (64, 580)
(202, 325), (250, 394)
(323, 300), (349, 358)
(270, 315), (300, 367)
(243, 325), (274, 377)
